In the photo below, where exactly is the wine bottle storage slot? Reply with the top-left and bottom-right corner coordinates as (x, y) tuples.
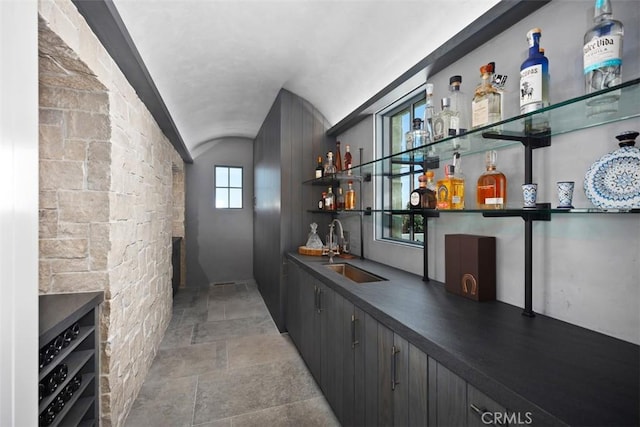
(39, 292), (102, 427)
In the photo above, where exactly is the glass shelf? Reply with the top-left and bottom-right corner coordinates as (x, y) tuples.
(369, 207), (640, 215)
(349, 78), (640, 178)
(303, 173), (366, 186)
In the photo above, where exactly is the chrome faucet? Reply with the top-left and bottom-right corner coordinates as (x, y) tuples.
(327, 219), (344, 264)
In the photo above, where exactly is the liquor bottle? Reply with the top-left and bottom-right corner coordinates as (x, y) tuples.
(324, 151), (336, 176)
(344, 144), (353, 175)
(449, 75), (469, 136)
(472, 63), (502, 129)
(345, 181), (356, 210)
(476, 150), (507, 209)
(325, 187), (335, 210)
(433, 98), (456, 141)
(410, 171), (437, 209)
(583, 0), (623, 112)
(424, 83), (436, 141)
(406, 118), (429, 150)
(319, 192), (326, 210)
(337, 187), (345, 210)
(436, 153), (465, 209)
(335, 141), (343, 172)
(315, 156), (324, 179)
(520, 28), (549, 115)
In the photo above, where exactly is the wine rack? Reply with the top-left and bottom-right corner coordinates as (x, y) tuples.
(39, 292), (103, 427)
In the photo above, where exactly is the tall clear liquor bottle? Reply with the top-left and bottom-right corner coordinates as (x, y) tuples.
(476, 150), (507, 209)
(433, 98), (456, 141)
(584, 0), (623, 113)
(520, 28), (549, 132)
(424, 83), (436, 141)
(406, 118), (429, 150)
(472, 63), (502, 129)
(324, 151), (336, 176)
(449, 75), (469, 136)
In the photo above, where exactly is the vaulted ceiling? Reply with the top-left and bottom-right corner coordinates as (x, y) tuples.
(90, 1), (502, 159)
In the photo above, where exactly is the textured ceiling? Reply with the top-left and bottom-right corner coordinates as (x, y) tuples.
(112, 0), (500, 155)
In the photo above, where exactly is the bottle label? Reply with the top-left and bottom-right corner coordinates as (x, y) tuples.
(485, 197), (504, 205)
(520, 64), (543, 109)
(583, 35), (622, 74)
(315, 170), (322, 179)
(472, 99), (489, 128)
(410, 191), (420, 207)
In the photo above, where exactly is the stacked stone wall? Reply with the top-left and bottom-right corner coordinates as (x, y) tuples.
(38, 1), (185, 425)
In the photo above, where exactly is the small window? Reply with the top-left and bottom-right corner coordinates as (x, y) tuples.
(215, 166), (243, 209)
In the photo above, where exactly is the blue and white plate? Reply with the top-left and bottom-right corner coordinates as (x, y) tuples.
(584, 145), (640, 209)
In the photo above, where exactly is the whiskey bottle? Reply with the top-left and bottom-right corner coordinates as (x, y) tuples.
(344, 144), (353, 175)
(406, 118), (429, 150)
(335, 141), (343, 172)
(476, 150), (507, 209)
(472, 63), (502, 129)
(315, 156), (324, 179)
(520, 28), (549, 115)
(345, 181), (356, 210)
(336, 187), (345, 210)
(583, 0), (623, 112)
(410, 171), (437, 209)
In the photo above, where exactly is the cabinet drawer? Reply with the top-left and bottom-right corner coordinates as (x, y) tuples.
(467, 384), (509, 427)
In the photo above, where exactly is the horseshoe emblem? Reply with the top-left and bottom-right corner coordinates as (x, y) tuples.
(462, 273), (478, 296)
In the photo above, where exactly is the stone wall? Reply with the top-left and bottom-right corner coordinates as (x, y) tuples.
(38, 1), (185, 425)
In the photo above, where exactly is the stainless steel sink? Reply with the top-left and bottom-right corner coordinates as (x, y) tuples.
(324, 263), (386, 283)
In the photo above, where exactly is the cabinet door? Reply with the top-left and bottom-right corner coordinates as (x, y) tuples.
(377, 323), (394, 426)
(320, 284), (344, 421)
(353, 306), (368, 426)
(298, 270), (321, 382)
(285, 261), (301, 347)
(408, 344), (429, 426)
(429, 358), (467, 426)
(364, 312), (379, 427)
(392, 334), (409, 426)
(342, 299), (356, 427)
(467, 384), (507, 427)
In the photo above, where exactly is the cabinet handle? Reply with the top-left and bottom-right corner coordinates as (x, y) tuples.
(314, 286), (318, 312)
(391, 345), (400, 391)
(351, 314), (359, 348)
(317, 288), (322, 314)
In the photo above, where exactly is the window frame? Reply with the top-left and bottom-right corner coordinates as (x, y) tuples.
(376, 91), (426, 246)
(214, 165), (243, 209)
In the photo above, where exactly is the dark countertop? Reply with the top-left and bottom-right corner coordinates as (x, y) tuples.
(286, 253), (639, 427)
(39, 292), (104, 343)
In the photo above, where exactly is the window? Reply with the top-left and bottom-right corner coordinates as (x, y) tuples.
(378, 93), (426, 245)
(215, 166), (243, 209)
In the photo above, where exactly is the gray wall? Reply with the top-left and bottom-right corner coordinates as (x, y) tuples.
(337, 0), (640, 344)
(186, 137), (254, 286)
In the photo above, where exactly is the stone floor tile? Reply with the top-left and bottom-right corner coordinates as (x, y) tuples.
(123, 375), (197, 427)
(147, 341), (227, 380)
(192, 315), (278, 344)
(226, 334), (298, 369)
(192, 358), (321, 424)
(230, 397), (340, 427)
(224, 298), (270, 320)
(180, 306), (209, 326)
(192, 419), (231, 427)
(159, 324), (194, 349)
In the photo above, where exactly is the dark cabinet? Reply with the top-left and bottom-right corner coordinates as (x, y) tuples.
(429, 359), (467, 426)
(467, 383), (508, 427)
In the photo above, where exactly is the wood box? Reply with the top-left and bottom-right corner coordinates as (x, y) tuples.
(445, 234), (496, 301)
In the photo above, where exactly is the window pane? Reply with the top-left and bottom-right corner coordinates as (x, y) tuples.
(216, 167), (228, 187)
(229, 189), (242, 208)
(216, 188), (229, 208)
(229, 167), (242, 187)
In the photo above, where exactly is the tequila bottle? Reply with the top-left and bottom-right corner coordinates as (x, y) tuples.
(436, 153), (465, 210)
(583, 0), (623, 111)
(410, 171), (437, 209)
(424, 83), (436, 141)
(520, 28), (549, 115)
(433, 98), (456, 141)
(472, 63), (502, 129)
(476, 150), (507, 209)
(405, 118), (429, 150)
(324, 151), (336, 176)
(449, 75), (469, 136)
(345, 181), (356, 210)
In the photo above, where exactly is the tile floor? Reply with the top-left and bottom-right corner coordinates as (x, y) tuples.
(124, 280), (339, 427)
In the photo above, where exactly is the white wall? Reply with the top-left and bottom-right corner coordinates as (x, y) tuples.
(186, 138), (255, 285)
(338, 0), (640, 344)
(0, 1), (39, 425)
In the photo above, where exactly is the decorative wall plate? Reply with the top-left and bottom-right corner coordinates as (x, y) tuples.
(584, 131), (640, 209)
